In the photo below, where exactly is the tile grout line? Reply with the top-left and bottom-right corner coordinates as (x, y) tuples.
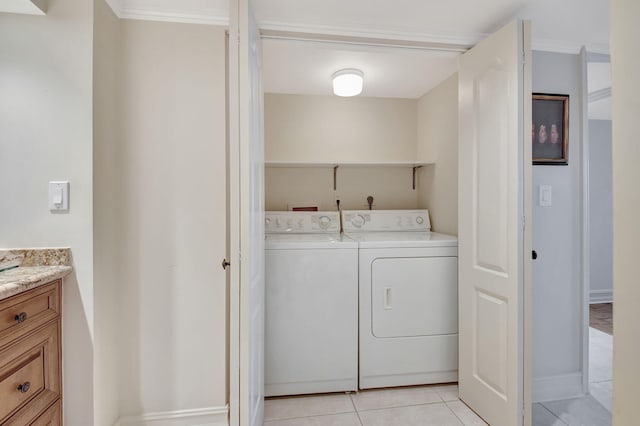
(264, 393), (358, 423)
(539, 402), (570, 426)
(351, 398), (465, 416)
(355, 400), (451, 413)
(443, 400), (468, 426)
(264, 409), (357, 424)
(348, 392), (365, 426)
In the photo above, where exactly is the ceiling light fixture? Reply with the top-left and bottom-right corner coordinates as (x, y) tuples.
(332, 69), (364, 97)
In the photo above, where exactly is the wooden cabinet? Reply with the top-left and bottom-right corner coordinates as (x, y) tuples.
(0, 281), (62, 425)
(28, 400), (60, 426)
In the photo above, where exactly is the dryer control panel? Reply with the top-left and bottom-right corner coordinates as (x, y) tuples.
(342, 210), (431, 232)
(265, 211), (340, 233)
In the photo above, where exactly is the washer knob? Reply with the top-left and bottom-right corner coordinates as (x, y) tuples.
(286, 218), (293, 227)
(265, 217), (271, 226)
(319, 216), (331, 229)
(276, 218), (282, 227)
(416, 216), (424, 224)
(351, 214), (366, 228)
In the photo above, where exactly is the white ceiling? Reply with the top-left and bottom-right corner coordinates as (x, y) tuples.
(262, 40), (459, 98)
(108, 0), (611, 99)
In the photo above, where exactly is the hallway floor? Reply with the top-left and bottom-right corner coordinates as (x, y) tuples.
(264, 384), (486, 425)
(532, 327), (613, 426)
(589, 303), (613, 335)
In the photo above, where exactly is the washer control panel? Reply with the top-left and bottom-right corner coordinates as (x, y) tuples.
(342, 210), (431, 232)
(265, 211), (340, 233)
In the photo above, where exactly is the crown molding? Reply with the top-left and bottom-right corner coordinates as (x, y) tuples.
(104, 0), (228, 26)
(119, 7), (229, 26)
(0, 0), (47, 15)
(587, 51), (611, 63)
(259, 20), (481, 49)
(589, 87), (612, 103)
(532, 38), (610, 55)
(104, 0), (122, 16)
(261, 29), (470, 53)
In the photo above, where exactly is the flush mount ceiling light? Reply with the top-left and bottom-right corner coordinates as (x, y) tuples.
(332, 69), (364, 97)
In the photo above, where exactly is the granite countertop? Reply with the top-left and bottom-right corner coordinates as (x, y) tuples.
(0, 249), (72, 301)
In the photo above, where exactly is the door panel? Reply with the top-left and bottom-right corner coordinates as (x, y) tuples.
(458, 20), (532, 426)
(475, 64), (510, 275)
(475, 290), (508, 397)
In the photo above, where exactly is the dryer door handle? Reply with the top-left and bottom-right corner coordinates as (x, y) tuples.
(384, 287), (393, 310)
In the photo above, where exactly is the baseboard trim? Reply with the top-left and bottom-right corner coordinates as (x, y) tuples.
(115, 405), (228, 426)
(590, 289), (613, 304)
(533, 373), (584, 403)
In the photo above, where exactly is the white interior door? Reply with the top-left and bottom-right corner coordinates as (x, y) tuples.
(229, 0), (265, 425)
(458, 20), (532, 426)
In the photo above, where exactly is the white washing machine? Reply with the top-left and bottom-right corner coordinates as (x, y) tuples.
(342, 209), (459, 389)
(264, 211), (358, 396)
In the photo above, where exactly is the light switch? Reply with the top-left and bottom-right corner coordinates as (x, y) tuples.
(539, 185), (552, 207)
(49, 181), (69, 212)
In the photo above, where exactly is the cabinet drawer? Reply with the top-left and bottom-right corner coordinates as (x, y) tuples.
(0, 321), (60, 424)
(30, 400), (61, 426)
(0, 282), (60, 349)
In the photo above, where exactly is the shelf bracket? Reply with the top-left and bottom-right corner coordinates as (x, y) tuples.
(412, 166), (422, 190)
(333, 165), (339, 191)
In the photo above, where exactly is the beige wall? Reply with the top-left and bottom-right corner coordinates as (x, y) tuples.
(416, 74), (459, 235)
(264, 93), (423, 211)
(115, 20), (228, 417)
(265, 166), (419, 211)
(611, 0), (640, 423)
(265, 94), (417, 162)
(93, 0), (121, 424)
(0, 1), (95, 424)
(263, 88), (461, 215)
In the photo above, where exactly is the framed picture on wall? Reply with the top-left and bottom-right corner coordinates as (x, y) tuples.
(532, 93), (569, 165)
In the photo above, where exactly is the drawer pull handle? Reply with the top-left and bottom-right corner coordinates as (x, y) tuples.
(14, 312), (28, 323)
(17, 382), (31, 393)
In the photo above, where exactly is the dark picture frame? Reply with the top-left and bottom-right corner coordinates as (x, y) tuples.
(532, 93), (569, 165)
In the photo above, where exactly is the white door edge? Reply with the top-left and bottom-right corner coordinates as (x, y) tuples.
(228, 0), (241, 422)
(579, 46), (591, 395)
(227, 0), (240, 426)
(522, 20), (533, 426)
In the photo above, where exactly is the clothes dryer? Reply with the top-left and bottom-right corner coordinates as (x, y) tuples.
(342, 210), (458, 389)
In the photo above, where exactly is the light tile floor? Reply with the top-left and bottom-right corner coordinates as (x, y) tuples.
(266, 328), (613, 426)
(264, 384), (487, 426)
(531, 327), (613, 426)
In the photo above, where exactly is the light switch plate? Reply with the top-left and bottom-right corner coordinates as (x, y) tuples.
(49, 181), (69, 212)
(539, 185), (552, 207)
